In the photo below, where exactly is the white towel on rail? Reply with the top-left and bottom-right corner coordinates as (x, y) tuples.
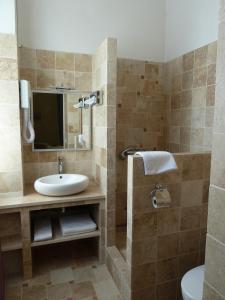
(136, 151), (177, 175)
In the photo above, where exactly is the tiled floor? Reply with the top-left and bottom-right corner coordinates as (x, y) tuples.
(6, 263), (122, 300)
(5, 241), (122, 300)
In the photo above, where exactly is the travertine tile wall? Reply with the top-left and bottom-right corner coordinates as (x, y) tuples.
(116, 43), (217, 226)
(116, 59), (167, 225)
(203, 1), (225, 298)
(127, 153), (210, 300)
(19, 47), (92, 90)
(92, 38), (117, 247)
(18, 47), (93, 184)
(0, 33), (23, 196)
(165, 41), (217, 153)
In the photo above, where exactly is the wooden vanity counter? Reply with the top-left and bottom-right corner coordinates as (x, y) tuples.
(0, 182), (105, 211)
(0, 183), (105, 279)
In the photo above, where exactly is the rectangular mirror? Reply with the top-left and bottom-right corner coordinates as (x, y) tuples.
(32, 90), (92, 151)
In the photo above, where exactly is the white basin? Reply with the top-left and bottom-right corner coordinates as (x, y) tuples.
(34, 174), (89, 196)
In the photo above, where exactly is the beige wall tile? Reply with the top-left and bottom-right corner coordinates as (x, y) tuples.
(20, 68), (36, 88)
(181, 91), (192, 107)
(75, 72), (92, 91)
(156, 280), (177, 300)
(182, 154), (204, 180)
(211, 134), (225, 188)
(178, 251), (199, 277)
(182, 71), (193, 90)
(181, 180), (203, 207)
(0, 80), (19, 104)
(205, 236), (225, 296)
(180, 206), (201, 231)
(0, 127), (23, 172)
(0, 33), (17, 59)
(191, 108), (205, 128)
(156, 257), (178, 284)
(19, 47), (36, 69)
(0, 171), (23, 193)
(192, 87), (206, 107)
(0, 33), (23, 195)
(132, 212), (157, 240)
(132, 263), (156, 290)
(178, 230), (201, 254)
(205, 107), (214, 127)
(131, 287), (155, 300)
(157, 208), (179, 235)
(36, 49), (55, 69)
(208, 186), (225, 244)
(39, 162), (57, 177)
(55, 52), (74, 71)
(194, 45), (208, 67)
(183, 51), (194, 71)
(39, 152), (57, 162)
(203, 282), (225, 300)
(157, 233), (178, 260)
(0, 58), (18, 81)
(131, 237), (157, 266)
(206, 85), (216, 106)
(193, 67), (207, 88)
(75, 54), (92, 72)
(23, 163), (40, 184)
(36, 69), (55, 88)
(207, 64), (217, 85)
(55, 70), (75, 88)
(0, 104), (20, 128)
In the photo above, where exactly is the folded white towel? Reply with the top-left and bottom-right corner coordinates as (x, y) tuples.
(136, 151), (178, 175)
(59, 213), (97, 236)
(33, 217), (52, 242)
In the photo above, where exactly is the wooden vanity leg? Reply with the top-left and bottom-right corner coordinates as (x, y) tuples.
(20, 209), (32, 279)
(99, 202), (105, 263)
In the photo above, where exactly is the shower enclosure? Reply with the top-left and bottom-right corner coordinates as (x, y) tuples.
(107, 43), (216, 299)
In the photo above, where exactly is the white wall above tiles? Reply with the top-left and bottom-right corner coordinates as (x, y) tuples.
(0, 0), (16, 34)
(165, 0), (220, 61)
(17, 0), (220, 62)
(17, 0), (166, 61)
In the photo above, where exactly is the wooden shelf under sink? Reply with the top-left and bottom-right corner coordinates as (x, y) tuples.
(1, 235), (22, 252)
(31, 223), (100, 248)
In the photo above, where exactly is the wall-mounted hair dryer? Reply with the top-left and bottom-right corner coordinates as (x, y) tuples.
(19, 80), (35, 144)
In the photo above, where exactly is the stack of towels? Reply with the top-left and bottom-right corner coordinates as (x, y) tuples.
(59, 213), (97, 236)
(33, 217), (52, 242)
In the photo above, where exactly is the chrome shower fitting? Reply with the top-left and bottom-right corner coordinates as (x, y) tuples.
(119, 147), (149, 160)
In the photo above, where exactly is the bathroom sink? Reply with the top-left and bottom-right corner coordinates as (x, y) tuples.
(34, 174), (89, 196)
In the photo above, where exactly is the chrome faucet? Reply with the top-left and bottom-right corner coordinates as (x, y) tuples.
(58, 156), (64, 174)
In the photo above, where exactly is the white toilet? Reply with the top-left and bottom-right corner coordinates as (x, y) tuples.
(181, 265), (205, 300)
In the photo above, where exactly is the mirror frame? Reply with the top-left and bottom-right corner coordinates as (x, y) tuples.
(31, 89), (92, 152)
